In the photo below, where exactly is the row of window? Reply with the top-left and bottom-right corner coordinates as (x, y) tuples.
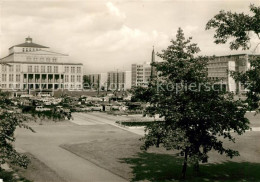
(207, 62), (228, 67)
(23, 48), (41, 52)
(2, 74), (20, 82)
(2, 65), (82, 74)
(64, 75), (82, 82)
(1, 84), (21, 89)
(1, 65), (21, 72)
(64, 66), (82, 73)
(28, 65), (59, 73)
(1, 84), (82, 89)
(64, 84), (82, 89)
(26, 57), (57, 63)
(2, 74), (81, 83)
(209, 77), (227, 81)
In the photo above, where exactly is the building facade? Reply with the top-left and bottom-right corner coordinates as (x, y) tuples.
(0, 37), (83, 94)
(131, 47), (155, 87)
(107, 71), (131, 91)
(131, 62), (152, 87)
(85, 73), (107, 90)
(207, 54), (260, 93)
(86, 71), (131, 91)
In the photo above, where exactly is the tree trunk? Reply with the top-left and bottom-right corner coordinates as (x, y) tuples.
(181, 150), (188, 180)
(193, 160), (199, 176)
(193, 145), (200, 176)
(156, 136), (160, 148)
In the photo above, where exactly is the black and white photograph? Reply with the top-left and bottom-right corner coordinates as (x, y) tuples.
(0, 0), (260, 181)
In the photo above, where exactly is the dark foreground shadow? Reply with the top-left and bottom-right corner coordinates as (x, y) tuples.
(120, 152), (260, 182)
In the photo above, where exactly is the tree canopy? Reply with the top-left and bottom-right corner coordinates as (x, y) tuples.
(133, 28), (250, 179)
(206, 4), (260, 51)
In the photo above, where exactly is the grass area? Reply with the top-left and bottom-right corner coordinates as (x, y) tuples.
(246, 112), (260, 127)
(121, 152), (260, 182)
(62, 131), (260, 182)
(11, 153), (66, 182)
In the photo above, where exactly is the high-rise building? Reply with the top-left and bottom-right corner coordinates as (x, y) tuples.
(85, 71), (131, 91)
(131, 47), (155, 87)
(207, 54), (260, 93)
(85, 73), (107, 90)
(0, 37), (83, 95)
(131, 62), (151, 87)
(107, 71), (131, 91)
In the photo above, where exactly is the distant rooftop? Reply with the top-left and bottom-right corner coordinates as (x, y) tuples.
(9, 37), (49, 49)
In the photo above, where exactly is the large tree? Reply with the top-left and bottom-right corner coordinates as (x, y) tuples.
(206, 4), (260, 111)
(134, 28), (249, 179)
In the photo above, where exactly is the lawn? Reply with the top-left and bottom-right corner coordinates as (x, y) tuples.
(245, 112), (260, 127)
(11, 153), (65, 182)
(62, 131), (260, 182)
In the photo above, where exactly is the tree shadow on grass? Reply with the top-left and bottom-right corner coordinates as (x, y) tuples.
(120, 152), (260, 182)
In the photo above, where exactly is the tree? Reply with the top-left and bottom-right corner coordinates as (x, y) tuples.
(133, 28), (249, 179)
(205, 4), (260, 51)
(206, 4), (260, 111)
(83, 75), (91, 89)
(0, 112), (33, 169)
(0, 91), (34, 169)
(130, 86), (155, 103)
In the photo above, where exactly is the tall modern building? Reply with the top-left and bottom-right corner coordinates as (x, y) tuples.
(86, 71), (131, 91)
(85, 73), (107, 90)
(0, 37), (83, 95)
(107, 71), (131, 91)
(131, 47), (155, 87)
(207, 54), (260, 93)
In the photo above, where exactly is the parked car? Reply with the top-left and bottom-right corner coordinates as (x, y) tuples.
(43, 100), (51, 106)
(91, 104), (103, 111)
(79, 105), (92, 111)
(35, 106), (51, 112)
(56, 106), (64, 111)
(111, 105), (120, 110)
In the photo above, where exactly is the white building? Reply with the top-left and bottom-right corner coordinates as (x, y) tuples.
(107, 71), (131, 91)
(0, 37), (83, 95)
(207, 54), (260, 93)
(86, 71), (131, 91)
(131, 47), (156, 87)
(131, 62), (151, 87)
(85, 73), (107, 90)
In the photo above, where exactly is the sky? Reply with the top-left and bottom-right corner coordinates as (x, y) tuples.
(0, 0), (259, 74)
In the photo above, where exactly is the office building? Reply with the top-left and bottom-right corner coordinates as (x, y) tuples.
(85, 73), (107, 90)
(85, 71), (131, 91)
(107, 71), (131, 91)
(131, 47), (155, 87)
(207, 54), (260, 93)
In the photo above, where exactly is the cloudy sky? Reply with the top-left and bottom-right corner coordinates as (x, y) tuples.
(0, 0), (259, 73)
